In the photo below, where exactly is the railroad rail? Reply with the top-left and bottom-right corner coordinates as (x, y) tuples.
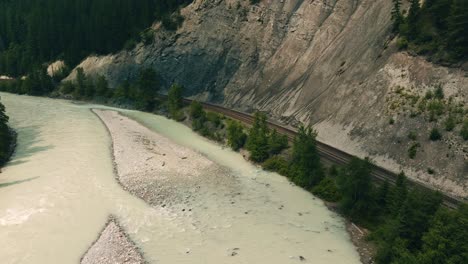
(182, 98), (464, 209)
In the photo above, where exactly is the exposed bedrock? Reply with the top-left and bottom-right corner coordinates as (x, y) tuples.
(69, 0), (467, 197)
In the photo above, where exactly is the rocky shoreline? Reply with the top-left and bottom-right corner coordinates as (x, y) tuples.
(81, 215), (146, 264)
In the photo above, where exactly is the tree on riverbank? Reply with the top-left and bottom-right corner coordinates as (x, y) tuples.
(338, 157), (375, 222)
(190, 101), (207, 132)
(246, 112), (270, 162)
(227, 120), (247, 151)
(268, 129), (288, 155)
(134, 68), (160, 110)
(0, 97), (13, 166)
(167, 83), (184, 120)
(245, 112), (289, 162)
(289, 126), (324, 189)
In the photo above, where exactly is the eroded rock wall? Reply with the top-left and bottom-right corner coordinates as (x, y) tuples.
(68, 0), (467, 197)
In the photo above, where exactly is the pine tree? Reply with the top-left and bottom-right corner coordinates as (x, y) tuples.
(227, 120), (247, 151)
(73, 67), (87, 98)
(391, 0), (403, 32)
(376, 180), (391, 216)
(135, 68), (159, 110)
(407, 0), (421, 39)
(167, 83), (184, 120)
(448, 0), (468, 59)
(289, 126), (324, 189)
(388, 172), (408, 216)
(95, 75), (109, 97)
(337, 157), (375, 222)
(246, 112), (270, 162)
(418, 205), (468, 264)
(397, 189), (442, 251)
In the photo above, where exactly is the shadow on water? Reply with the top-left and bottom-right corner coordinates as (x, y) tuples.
(6, 125), (54, 168)
(0, 177), (40, 189)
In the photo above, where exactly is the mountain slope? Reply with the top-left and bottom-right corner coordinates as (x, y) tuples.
(69, 0), (467, 197)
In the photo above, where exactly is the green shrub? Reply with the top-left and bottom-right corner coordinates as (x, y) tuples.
(429, 128), (442, 141)
(425, 90), (433, 100)
(408, 142), (420, 159)
(268, 129), (288, 155)
(444, 115), (456, 131)
(408, 131), (417, 140)
(172, 110), (186, 121)
(226, 120), (247, 151)
(262, 156), (289, 176)
(434, 85), (444, 100)
(140, 29), (154, 45)
(312, 177), (341, 202)
(190, 101), (204, 119)
(427, 100), (444, 116)
(192, 116), (207, 132)
(206, 112), (223, 128)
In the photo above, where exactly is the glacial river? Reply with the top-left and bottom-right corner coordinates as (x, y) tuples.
(0, 93), (361, 264)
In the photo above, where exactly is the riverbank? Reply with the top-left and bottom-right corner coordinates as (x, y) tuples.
(93, 108), (362, 263)
(81, 216), (146, 264)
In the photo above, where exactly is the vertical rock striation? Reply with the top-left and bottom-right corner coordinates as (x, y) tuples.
(68, 0), (467, 197)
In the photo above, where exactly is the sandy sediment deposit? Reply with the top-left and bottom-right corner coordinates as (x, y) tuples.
(93, 109), (236, 207)
(81, 217), (145, 264)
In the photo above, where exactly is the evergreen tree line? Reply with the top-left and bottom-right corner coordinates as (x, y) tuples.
(0, 0), (193, 76)
(391, 0), (468, 62)
(0, 96), (13, 166)
(222, 113), (467, 264)
(189, 101), (225, 141)
(0, 67), (165, 112)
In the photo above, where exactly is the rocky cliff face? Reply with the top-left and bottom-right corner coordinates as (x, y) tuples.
(68, 0), (467, 198)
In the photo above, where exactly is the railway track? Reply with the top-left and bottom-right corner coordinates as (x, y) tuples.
(182, 99), (464, 209)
